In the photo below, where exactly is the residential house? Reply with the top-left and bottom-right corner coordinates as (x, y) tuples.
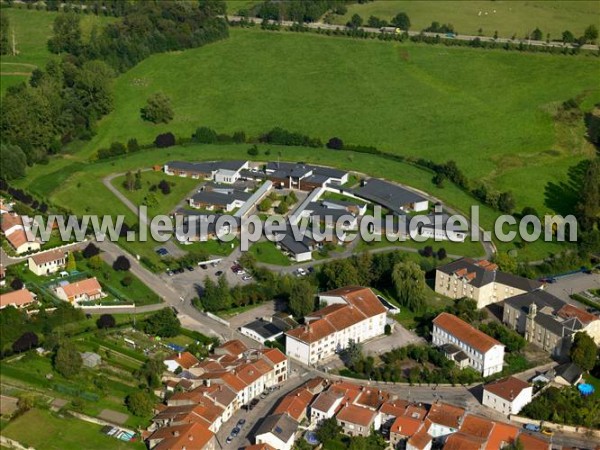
(435, 258), (543, 309)
(517, 433), (551, 450)
(164, 352), (200, 372)
(265, 162), (348, 191)
(189, 190), (251, 212)
(432, 312), (505, 376)
(275, 228), (314, 262)
(254, 413), (298, 450)
(54, 277), (104, 304)
(146, 422), (216, 450)
(552, 362), (583, 386)
(285, 286), (387, 366)
(244, 445), (276, 450)
(482, 377), (532, 415)
(28, 249), (67, 276)
(389, 416), (424, 447)
(407, 428), (432, 450)
(0, 289), (37, 310)
(239, 319), (286, 345)
(310, 389), (345, 423)
(1, 213), (41, 254)
(336, 403), (378, 437)
(164, 160), (249, 184)
(485, 422), (519, 450)
(214, 340), (248, 358)
(503, 289), (600, 358)
(425, 402), (465, 439)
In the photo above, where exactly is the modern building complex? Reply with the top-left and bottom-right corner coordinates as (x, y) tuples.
(164, 160), (250, 184)
(285, 286), (386, 366)
(432, 312), (505, 376)
(435, 258), (544, 308)
(503, 289), (600, 357)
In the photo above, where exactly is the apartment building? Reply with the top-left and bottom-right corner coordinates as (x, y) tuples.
(285, 286), (386, 366)
(482, 376), (532, 415)
(435, 258), (543, 308)
(432, 313), (505, 376)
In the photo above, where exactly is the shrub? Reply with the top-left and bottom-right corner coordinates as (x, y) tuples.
(113, 255), (131, 271)
(155, 132), (176, 148)
(193, 126), (218, 144)
(120, 275), (133, 287)
(327, 137), (344, 150)
(82, 242), (100, 259)
(141, 92), (174, 124)
(12, 332), (39, 353)
(247, 145), (259, 156)
(96, 314), (116, 329)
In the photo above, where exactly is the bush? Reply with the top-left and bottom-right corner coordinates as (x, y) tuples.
(96, 314), (116, 329)
(155, 132), (176, 148)
(113, 255), (131, 271)
(158, 179), (171, 195)
(120, 275), (133, 287)
(141, 92), (174, 124)
(259, 127), (322, 148)
(82, 243), (100, 259)
(126, 391), (154, 417)
(193, 126), (218, 144)
(327, 137), (344, 150)
(247, 144), (259, 156)
(12, 332), (39, 353)
(127, 138), (140, 152)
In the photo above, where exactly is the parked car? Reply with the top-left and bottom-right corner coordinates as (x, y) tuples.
(166, 269), (174, 276)
(541, 428), (554, 436)
(186, 266), (194, 272)
(200, 264), (208, 270)
(296, 268), (307, 276)
(524, 424), (541, 432)
(242, 275), (252, 281)
(231, 427), (240, 437)
(175, 267), (184, 274)
(226, 436), (233, 444)
(237, 419), (246, 427)
(249, 398), (259, 410)
(215, 270), (223, 276)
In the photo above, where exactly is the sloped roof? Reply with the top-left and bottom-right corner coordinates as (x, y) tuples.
(336, 404), (376, 427)
(148, 422), (214, 450)
(459, 414), (495, 440)
(390, 416), (423, 437)
(165, 352), (200, 370)
(60, 278), (102, 298)
(0, 289), (36, 308)
(484, 377), (530, 401)
(426, 402), (465, 429)
(433, 312), (503, 353)
(485, 422), (519, 450)
(256, 413), (298, 443)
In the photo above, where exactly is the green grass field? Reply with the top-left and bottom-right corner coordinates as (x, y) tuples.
(249, 240), (292, 266)
(332, 1), (599, 39)
(79, 28), (598, 197)
(1, 408), (144, 450)
(0, 8), (115, 94)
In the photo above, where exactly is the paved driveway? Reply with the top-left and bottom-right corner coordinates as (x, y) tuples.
(545, 272), (600, 303)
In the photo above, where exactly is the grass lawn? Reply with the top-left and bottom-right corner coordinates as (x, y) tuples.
(175, 236), (239, 257)
(78, 27), (598, 193)
(2, 408), (144, 450)
(0, 8), (114, 94)
(583, 373), (600, 399)
(356, 235), (486, 258)
(112, 170), (201, 217)
(331, 1), (600, 39)
(249, 240), (292, 266)
(226, 0), (260, 13)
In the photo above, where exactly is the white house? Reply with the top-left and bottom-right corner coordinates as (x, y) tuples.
(163, 351), (200, 372)
(255, 413), (298, 450)
(482, 376), (532, 415)
(310, 390), (344, 423)
(432, 312), (505, 376)
(28, 249), (67, 276)
(285, 286), (387, 366)
(424, 402), (465, 439)
(1, 213), (41, 255)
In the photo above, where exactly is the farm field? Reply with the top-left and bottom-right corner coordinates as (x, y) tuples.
(0, 8), (115, 95)
(332, 1), (600, 39)
(78, 28), (599, 196)
(1, 408), (144, 450)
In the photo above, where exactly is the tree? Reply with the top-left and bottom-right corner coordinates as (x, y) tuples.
(570, 332), (597, 371)
(113, 255), (131, 271)
(327, 137), (344, 150)
(348, 14), (363, 29)
(134, 170), (142, 190)
(73, 60), (114, 118)
(54, 341), (82, 378)
(247, 144), (259, 156)
(562, 30), (575, 43)
(10, 278), (24, 290)
(493, 252), (518, 273)
(320, 259), (360, 290)
(141, 92), (174, 124)
(127, 138), (140, 152)
(82, 243), (100, 259)
(193, 126), (218, 143)
(143, 308), (181, 337)
(258, 198), (272, 212)
(582, 24), (599, 44)
(0, 13), (9, 55)
(521, 206), (539, 218)
(155, 132), (176, 148)
(136, 358), (164, 388)
(391, 12), (410, 30)
(48, 13), (82, 55)
(289, 279), (316, 317)
(498, 191), (515, 213)
(89, 254), (103, 270)
(12, 331), (39, 353)
(96, 314), (116, 329)
(575, 158), (600, 231)
(437, 248), (447, 260)
(391, 261), (426, 312)
(316, 417), (342, 443)
(66, 252), (76, 271)
(126, 391), (154, 417)
(531, 28), (543, 41)
(0, 143), (27, 180)
(384, 324), (392, 336)
(158, 179), (171, 195)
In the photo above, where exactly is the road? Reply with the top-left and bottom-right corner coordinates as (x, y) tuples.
(227, 16), (600, 51)
(545, 272), (600, 303)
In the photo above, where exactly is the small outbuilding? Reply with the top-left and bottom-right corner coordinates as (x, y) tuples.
(81, 351), (102, 368)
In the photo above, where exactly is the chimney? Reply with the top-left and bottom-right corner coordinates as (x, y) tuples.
(178, 352), (182, 359)
(173, 431), (180, 437)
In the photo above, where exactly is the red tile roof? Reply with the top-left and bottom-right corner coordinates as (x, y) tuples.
(260, 347), (287, 365)
(444, 432), (486, 450)
(518, 433), (550, 450)
(286, 318), (336, 344)
(273, 388), (313, 421)
(459, 414), (495, 440)
(30, 249), (66, 266)
(0, 289), (36, 309)
(484, 377), (530, 401)
(148, 422), (214, 450)
(60, 277), (102, 299)
(380, 399), (408, 418)
(485, 422), (519, 450)
(390, 416), (423, 437)
(433, 312), (502, 353)
(166, 352), (200, 370)
(426, 402), (465, 429)
(216, 339), (248, 357)
(557, 303), (597, 325)
(336, 404), (376, 427)
(407, 428), (432, 450)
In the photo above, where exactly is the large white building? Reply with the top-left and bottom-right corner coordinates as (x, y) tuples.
(482, 376), (532, 415)
(432, 312), (505, 377)
(285, 286), (387, 366)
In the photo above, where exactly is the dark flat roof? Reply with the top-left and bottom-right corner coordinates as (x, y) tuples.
(241, 319), (285, 339)
(352, 179), (426, 213)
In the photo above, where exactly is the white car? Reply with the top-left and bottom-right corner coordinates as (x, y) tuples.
(296, 268), (307, 276)
(242, 275), (252, 281)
